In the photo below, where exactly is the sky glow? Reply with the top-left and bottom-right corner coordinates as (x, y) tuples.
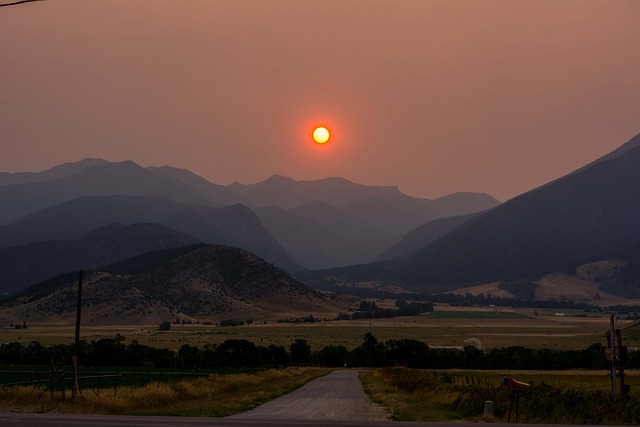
(1, 0), (639, 200)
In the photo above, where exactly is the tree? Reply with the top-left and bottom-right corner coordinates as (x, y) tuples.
(216, 339), (259, 368)
(315, 345), (348, 367)
(290, 339), (311, 365)
(351, 333), (386, 367)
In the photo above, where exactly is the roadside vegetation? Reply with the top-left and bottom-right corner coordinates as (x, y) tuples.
(0, 367), (328, 416)
(361, 368), (640, 424)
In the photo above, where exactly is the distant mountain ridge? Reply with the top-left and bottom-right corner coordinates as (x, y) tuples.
(0, 158), (109, 186)
(0, 160), (251, 224)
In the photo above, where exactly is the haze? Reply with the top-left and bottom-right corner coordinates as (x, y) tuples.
(1, 0), (639, 201)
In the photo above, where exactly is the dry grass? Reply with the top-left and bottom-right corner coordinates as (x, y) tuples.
(447, 269), (640, 307)
(362, 368), (640, 423)
(0, 367), (329, 416)
(360, 369), (464, 422)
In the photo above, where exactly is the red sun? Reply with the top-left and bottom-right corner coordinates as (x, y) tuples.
(312, 126), (330, 144)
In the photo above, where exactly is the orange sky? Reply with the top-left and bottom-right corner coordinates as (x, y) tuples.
(1, 0), (639, 201)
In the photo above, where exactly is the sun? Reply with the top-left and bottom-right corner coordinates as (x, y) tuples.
(312, 126), (330, 144)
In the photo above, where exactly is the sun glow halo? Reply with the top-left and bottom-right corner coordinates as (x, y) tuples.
(312, 126), (330, 144)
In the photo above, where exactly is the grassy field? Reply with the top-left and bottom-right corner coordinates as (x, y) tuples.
(1, 304), (637, 353)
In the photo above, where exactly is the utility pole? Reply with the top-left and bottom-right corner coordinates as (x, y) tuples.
(605, 314), (629, 395)
(609, 314), (616, 395)
(72, 271), (83, 401)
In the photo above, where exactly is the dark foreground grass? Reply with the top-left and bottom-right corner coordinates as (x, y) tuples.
(361, 368), (640, 424)
(0, 367), (330, 416)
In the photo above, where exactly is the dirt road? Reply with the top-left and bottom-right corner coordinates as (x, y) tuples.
(229, 370), (389, 422)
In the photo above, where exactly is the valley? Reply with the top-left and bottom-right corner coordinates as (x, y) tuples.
(2, 305), (636, 352)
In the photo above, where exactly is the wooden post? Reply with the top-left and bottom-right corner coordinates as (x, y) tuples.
(609, 314), (616, 395)
(72, 271), (83, 401)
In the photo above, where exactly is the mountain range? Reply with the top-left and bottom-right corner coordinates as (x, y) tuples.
(0, 159), (497, 295)
(3, 131), (640, 317)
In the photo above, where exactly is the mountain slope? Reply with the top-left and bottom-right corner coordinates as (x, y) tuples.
(0, 245), (347, 325)
(0, 223), (199, 296)
(393, 139), (640, 292)
(375, 212), (480, 261)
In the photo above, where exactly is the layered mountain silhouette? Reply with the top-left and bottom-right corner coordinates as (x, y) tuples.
(2, 130), (639, 315)
(0, 195), (301, 286)
(0, 160), (250, 224)
(230, 175), (499, 236)
(0, 158), (497, 274)
(230, 175), (499, 267)
(0, 244), (347, 325)
(302, 133), (640, 298)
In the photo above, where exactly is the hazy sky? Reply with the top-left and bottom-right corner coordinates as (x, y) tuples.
(1, 0), (639, 201)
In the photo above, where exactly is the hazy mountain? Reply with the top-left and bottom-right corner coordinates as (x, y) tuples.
(255, 206), (371, 269)
(146, 165), (252, 207)
(0, 245), (348, 325)
(229, 175), (404, 209)
(0, 158), (500, 273)
(0, 195), (302, 274)
(0, 158), (109, 186)
(0, 160), (247, 224)
(0, 223), (199, 296)
(288, 200), (380, 240)
(286, 201), (397, 264)
(229, 174), (500, 237)
(374, 212), (480, 261)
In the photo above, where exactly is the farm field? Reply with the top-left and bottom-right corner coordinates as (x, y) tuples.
(2, 305), (635, 352)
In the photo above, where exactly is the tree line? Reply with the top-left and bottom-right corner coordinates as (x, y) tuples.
(1, 333), (637, 370)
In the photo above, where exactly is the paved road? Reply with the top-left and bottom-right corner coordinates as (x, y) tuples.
(0, 412), (390, 426)
(230, 369), (389, 421)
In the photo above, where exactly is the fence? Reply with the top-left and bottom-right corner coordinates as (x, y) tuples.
(0, 366), (216, 397)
